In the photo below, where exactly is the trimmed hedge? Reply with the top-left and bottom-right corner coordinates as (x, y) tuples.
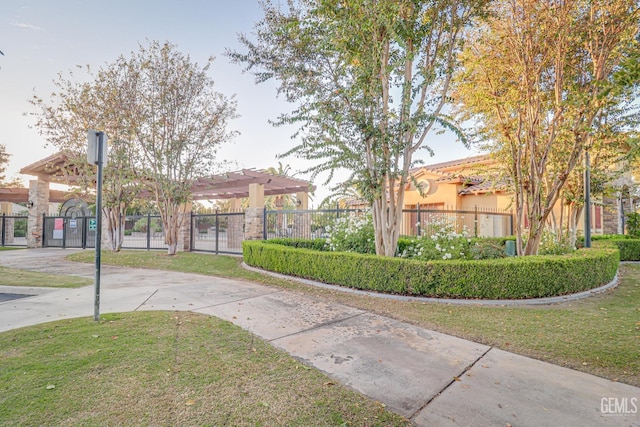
(243, 240), (619, 299)
(594, 239), (640, 261)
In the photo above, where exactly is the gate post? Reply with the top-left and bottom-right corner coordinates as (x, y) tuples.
(244, 183), (265, 241)
(27, 179), (50, 248)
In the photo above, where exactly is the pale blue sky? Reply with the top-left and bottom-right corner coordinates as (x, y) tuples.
(0, 0), (474, 202)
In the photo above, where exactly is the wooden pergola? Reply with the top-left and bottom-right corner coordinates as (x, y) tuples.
(10, 152), (316, 247)
(16, 152), (315, 202)
(190, 169), (314, 201)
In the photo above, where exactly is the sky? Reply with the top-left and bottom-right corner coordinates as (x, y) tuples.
(0, 0), (475, 204)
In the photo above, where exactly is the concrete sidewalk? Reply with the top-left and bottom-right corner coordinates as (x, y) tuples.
(1, 248), (638, 426)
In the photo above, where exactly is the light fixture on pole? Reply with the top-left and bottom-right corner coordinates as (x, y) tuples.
(584, 148), (591, 248)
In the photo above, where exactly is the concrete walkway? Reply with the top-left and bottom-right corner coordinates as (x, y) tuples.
(1, 249), (638, 426)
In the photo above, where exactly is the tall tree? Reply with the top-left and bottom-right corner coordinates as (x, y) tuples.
(0, 144), (9, 183)
(30, 41), (237, 254)
(30, 62), (142, 251)
(455, 0), (640, 255)
(230, 0), (486, 256)
(127, 41), (238, 255)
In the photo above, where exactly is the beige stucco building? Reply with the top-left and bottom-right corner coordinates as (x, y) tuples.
(402, 154), (631, 237)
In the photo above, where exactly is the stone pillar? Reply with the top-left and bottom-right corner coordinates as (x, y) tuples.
(27, 179), (50, 248)
(244, 183), (265, 240)
(293, 191), (311, 239)
(177, 203), (192, 252)
(227, 198), (243, 249)
(1, 202), (14, 244)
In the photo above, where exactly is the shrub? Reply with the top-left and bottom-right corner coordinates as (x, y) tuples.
(538, 231), (574, 255)
(470, 240), (507, 260)
(626, 212), (640, 238)
(596, 239), (640, 261)
(325, 211), (375, 254)
(265, 238), (327, 251)
(243, 240), (619, 299)
(399, 218), (471, 261)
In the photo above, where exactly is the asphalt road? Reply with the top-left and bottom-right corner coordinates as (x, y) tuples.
(0, 293), (32, 303)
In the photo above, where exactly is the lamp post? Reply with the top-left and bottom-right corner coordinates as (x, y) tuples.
(88, 130), (107, 321)
(584, 149), (591, 248)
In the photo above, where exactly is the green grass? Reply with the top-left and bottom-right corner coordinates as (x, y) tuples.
(66, 250), (640, 387)
(0, 311), (408, 426)
(0, 247), (23, 252)
(0, 266), (91, 288)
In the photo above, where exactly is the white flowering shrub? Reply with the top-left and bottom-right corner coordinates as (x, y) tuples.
(325, 211), (376, 254)
(400, 217), (471, 261)
(537, 230), (575, 255)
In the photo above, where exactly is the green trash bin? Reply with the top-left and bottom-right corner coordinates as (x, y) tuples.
(505, 240), (516, 257)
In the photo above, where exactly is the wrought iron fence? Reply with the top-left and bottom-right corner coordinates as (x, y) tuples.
(402, 206), (514, 238)
(43, 215), (96, 248)
(263, 208), (362, 240)
(1, 213), (29, 247)
(121, 214), (167, 250)
(191, 210), (245, 254)
(264, 206), (513, 240)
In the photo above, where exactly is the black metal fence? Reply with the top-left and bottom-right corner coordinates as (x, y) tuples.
(402, 206), (514, 238)
(264, 206), (513, 240)
(35, 206), (512, 253)
(121, 214), (166, 250)
(43, 215), (97, 249)
(191, 210), (245, 254)
(1, 213), (29, 247)
(264, 208), (362, 239)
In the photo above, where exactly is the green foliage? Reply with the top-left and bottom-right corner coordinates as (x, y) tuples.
(399, 219), (472, 260)
(626, 212), (640, 238)
(537, 231), (575, 255)
(469, 240), (507, 260)
(243, 241), (619, 299)
(132, 217), (163, 233)
(230, 0), (485, 256)
(596, 239), (640, 261)
(266, 238), (327, 251)
(325, 212), (375, 254)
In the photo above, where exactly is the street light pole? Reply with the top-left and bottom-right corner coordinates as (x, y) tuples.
(584, 149), (591, 248)
(88, 130), (107, 321)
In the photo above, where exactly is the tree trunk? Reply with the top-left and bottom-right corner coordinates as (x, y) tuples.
(161, 201), (185, 256)
(371, 186), (404, 257)
(104, 206), (125, 252)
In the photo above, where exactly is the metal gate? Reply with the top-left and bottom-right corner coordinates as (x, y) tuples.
(191, 211), (245, 254)
(43, 216), (96, 248)
(1, 214), (29, 247)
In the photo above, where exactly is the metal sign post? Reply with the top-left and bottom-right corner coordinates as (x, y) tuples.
(88, 130), (107, 321)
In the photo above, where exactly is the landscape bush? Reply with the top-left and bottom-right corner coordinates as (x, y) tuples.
(243, 240), (619, 299)
(594, 239), (640, 261)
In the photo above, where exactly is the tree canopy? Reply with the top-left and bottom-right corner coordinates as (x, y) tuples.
(231, 0), (487, 256)
(30, 40), (237, 254)
(454, 0), (640, 255)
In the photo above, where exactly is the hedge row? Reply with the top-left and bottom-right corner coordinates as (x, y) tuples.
(594, 239), (640, 261)
(243, 240), (619, 299)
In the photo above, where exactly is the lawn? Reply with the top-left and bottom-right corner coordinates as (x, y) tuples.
(66, 250), (640, 387)
(0, 311), (408, 426)
(0, 266), (91, 288)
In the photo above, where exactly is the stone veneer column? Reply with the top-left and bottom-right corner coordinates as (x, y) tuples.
(227, 198), (243, 249)
(27, 179), (50, 248)
(244, 183), (265, 240)
(1, 202), (14, 244)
